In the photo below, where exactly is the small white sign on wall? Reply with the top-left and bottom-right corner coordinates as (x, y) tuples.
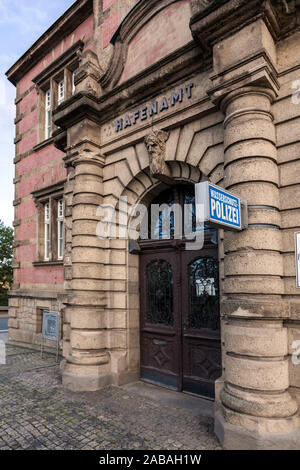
(0, 340), (5, 365)
(295, 232), (300, 288)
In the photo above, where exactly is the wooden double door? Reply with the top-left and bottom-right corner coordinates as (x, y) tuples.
(139, 242), (222, 399)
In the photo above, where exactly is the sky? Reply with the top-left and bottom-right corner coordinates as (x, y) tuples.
(0, 0), (75, 227)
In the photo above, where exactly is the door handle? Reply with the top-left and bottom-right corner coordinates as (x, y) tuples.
(183, 321), (188, 333)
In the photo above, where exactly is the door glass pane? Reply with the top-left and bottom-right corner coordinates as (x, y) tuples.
(146, 260), (174, 326)
(188, 258), (220, 330)
(150, 198), (176, 240)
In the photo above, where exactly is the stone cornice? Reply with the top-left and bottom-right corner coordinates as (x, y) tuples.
(32, 40), (84, 88)
(53, 130), (67, 153)
(32, 179), (67, 204)
(53, 92), (100, 130)
(209, 50), (280, 104)
(53, 42), (205, 136)
(6, 0), (93, 86)
(190, 0), (288, 54)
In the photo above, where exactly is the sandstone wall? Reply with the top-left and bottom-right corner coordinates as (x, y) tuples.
(276, 31), (300, 403)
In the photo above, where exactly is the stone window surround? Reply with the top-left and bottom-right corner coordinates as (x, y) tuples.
(33, 40), (84, 144)
(32, 180), (66, 265)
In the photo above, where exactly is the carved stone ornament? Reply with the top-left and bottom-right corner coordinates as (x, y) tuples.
(190, 0), (216, 15)
(74, 50), (103, 97)
(145, 129), (171, 183)
(64, 147), (105, 169)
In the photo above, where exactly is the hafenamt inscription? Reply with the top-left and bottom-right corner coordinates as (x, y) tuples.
(115, 83), (194, 133)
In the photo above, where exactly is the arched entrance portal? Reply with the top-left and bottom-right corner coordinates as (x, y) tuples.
(139, 185), (222, 399)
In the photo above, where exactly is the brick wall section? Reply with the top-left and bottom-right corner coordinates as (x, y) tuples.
(19, 109), (38, 135)
(18, 266), (64, 286)
(103, 0), (116, 12)
(18, 200), (36, 220)
(119, 0), (192, 84)
(13, 14), (94, 290)
(19, 90), (37, 115)
(18, 15), (94, 95)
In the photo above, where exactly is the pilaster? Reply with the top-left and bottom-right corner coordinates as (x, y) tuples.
(61, 123), (112, 391)
(194, 2), (300, 449)
(217, 86), (299, 449)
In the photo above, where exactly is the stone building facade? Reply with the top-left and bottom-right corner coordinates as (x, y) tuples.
(5, 0), (300, 449)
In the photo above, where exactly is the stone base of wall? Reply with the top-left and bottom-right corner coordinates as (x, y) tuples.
(290, 387), (300, 409)
(60, 358), (139, 392)
(215, 410), (300, 450)
(8, 290), (66, 352)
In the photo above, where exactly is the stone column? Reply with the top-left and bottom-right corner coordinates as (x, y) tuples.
(62, 144), (111, 391)
(215, 86), (300, 449)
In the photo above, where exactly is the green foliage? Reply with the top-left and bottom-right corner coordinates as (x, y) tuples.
(0, 220), (13, 306)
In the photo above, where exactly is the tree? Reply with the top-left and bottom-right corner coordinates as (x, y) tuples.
(0, 220), (13, 306)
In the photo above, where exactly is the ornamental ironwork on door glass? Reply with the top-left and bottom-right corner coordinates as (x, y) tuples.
(188, 257), (220, 331)
(146, 260), (174, 326)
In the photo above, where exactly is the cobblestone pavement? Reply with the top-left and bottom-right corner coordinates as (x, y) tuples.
(0, 344), (221, 450)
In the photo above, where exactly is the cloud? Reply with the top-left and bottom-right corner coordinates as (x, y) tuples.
(0, 1), (75, 46)
(0, 0), (48, 34)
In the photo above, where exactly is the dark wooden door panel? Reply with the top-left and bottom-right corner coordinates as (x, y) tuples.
(139, 184), (222, 398)
(182, 336), (222, 398)
(140, 249), (181, 390)
(139, 244), (222, 398)
(140, 332), (180, 390)
(180, 248), (222, 398)
(141, 333), (178, 374)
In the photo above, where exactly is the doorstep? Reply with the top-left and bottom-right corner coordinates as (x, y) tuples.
(122, 381), (214, 417)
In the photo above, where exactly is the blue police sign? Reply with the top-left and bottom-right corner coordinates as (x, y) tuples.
(195, 182), (243, 231)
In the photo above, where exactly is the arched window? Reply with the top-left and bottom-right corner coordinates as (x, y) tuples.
(147, 184), (217, 242)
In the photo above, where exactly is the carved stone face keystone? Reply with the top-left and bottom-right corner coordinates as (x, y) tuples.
(144, 130), (171, 182)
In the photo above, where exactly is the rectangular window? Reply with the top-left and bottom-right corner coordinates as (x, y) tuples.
(44, 203), (50, 261)
(34, 41), (83, 145)
(45, 89), (51, 140)
(33, 181), (66, 263)
(58, 80), (65, 105)
(57, 199), (64, 259)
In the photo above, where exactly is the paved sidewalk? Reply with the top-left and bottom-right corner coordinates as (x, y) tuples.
(0, 345), (221, 450)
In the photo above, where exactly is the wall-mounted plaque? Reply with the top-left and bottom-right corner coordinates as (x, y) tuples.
(42, 311), (60, 341)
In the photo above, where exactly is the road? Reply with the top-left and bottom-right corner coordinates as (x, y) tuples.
(0, 317), (8, 331)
